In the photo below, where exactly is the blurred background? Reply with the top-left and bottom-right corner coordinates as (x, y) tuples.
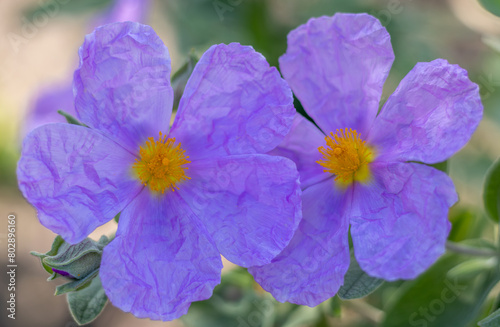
(1, 0), (500, 326)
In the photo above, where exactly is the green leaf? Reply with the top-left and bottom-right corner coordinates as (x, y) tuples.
(55, 269), (99, 296)
(31, 235), (104, 282)
(46, 252), (101, 280)
(448, 208), (477, 242)
(430, 160), (448, 173)
(43, 238), (103, 279)
(97, 235), (111, 247)
(171, 51), (198, 111)
(483, 157), (500, 222)
(184, 268), (276, 327)
(338, 250), (383, 300)
(479, 0), (500, 17)
(382, 254), (500, 327)
(67, 276), (108, 326)
(31, 235), (65, 275)
(57, 110), (87, 126)
(113, 212), (120, 223)
(447, 258), (497, 280)
(479, 308), (500, 327)
(330, 296), (342, 317)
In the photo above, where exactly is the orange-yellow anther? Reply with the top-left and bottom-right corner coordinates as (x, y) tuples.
(133, 132), (190, 193)
(317, 128), (373, 184)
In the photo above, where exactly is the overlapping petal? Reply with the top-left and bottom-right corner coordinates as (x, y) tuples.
(100, 190), (223, 321)
(350, 162), (457, 280)
(17, 124), (142, 244)
(268, 114), (329, 189)
(178, 154), (301, 267)
(74, 21), (174, 153)
(249, 13), (482, 306)
(170, 43), (295, 160)
(368, 59), (483, 164)
(279, 13), (394, 135)
(249, 179), (350, 306)
(24, 2), (151, 137)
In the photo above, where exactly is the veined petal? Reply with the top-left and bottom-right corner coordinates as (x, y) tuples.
(100, 190), (222, 321)
(74, 21), (174, 153)
(350, 162), (457, 280)
(280, 13), (394, 135)
(170, 43), (295, 160)
(177, 154), (302, 267)
(268, 114), (330, 189)
(17, 124), (141, 244)
(368, 59), (483, 163)
(249, 179), (350, 306)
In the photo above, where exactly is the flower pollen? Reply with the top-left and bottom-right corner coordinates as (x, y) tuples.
(133, 132), (190, 193)
(317, 128), (373, 184)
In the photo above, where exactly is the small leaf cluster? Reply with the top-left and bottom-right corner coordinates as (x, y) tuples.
(31, 235), (110, 325)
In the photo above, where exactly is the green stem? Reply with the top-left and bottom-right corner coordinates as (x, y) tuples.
(446, 241), (497, 257)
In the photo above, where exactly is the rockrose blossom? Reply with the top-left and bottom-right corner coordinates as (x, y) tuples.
(249, 13), (483, 306)
(17, 22), (302, 320)
(22, 0), (151, 137)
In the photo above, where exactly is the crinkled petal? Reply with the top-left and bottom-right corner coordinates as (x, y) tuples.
(268, 114), (330, 189)
(170, 43), (295, 160)
(350, 162), (457, 280)
(368, 59), (483, 164)
(17, 124), (142, 244)
(74, 21), (173, 153)
(279, 13), (394, 135)
(177, 154), (301, 267)
(249, 179), (350, 306)
(100, 190), (222, 321)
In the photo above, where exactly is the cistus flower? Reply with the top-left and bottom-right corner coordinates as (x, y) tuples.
(248, 13), (483, 306)
(22, 0), (151, 137)
(17, 22), (302, 320)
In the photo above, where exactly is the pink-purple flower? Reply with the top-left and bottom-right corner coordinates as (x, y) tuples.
(249, 13), (483, 306)
(17, 22), (302, 320)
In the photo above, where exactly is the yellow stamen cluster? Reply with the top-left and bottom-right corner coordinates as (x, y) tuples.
(133, 132), (190, 193)
(317, 128), (373, 184)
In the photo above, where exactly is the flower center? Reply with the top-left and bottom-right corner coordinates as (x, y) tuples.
(317, 128), (373, 184)
(133, 132), (191, 193)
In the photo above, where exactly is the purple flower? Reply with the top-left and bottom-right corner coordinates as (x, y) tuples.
(22, 0), (151, 138)
(17, 22), (301, 320)
(248, 13), (483, 306)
